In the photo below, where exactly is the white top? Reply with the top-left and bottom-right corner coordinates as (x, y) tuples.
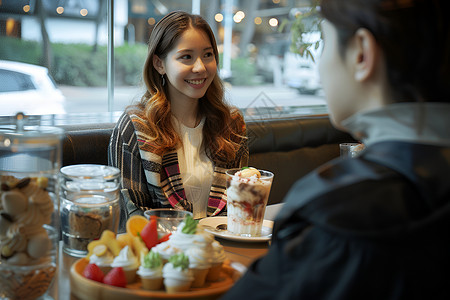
(172, 116), (214, 219)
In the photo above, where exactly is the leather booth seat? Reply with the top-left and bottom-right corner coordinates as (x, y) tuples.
(60, 115), (355, 205)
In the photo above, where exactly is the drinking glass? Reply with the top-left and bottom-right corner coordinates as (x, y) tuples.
(340, 142), (365, 158)
(144, 208), (192, 237)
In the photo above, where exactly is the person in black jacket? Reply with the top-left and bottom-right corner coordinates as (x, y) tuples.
(223, 0), (450, 299)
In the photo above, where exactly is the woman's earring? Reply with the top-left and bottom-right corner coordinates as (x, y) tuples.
(161, 74), (166, 86)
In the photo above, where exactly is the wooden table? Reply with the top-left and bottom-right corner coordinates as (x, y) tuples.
(50, 237), (269, 299)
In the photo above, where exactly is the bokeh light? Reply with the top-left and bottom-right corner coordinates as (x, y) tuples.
(269, 18), (278, 27)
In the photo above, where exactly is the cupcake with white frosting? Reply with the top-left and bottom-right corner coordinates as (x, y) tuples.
(168, 215), (215, 287)
(111, 245), (139, 284)
(137, 250), (163, 291)
(206, 240), (227, 281)
(185, 246), (212, 288)
(153, 240), (182, 263)
(88, 244), (114, 274)
(163, 253), (194, 293)
(169, 215), (215, 251)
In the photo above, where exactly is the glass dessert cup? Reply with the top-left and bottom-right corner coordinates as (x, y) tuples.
(225, 168), (274, 237)
(144, 208), (193, 236)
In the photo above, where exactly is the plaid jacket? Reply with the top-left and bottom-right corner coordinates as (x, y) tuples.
(108, 110), (248, 228)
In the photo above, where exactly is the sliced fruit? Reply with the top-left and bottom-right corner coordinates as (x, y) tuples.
(86, 240), (104, 259)
(86, 230), (121, 257)
(131, 235), (148, 261)
(158, 232), (171, 243)
(100, 230), (116, 241)
(126, 215), (149, 237)
(117, 232), (134, 249)
(140, 218), (158, 250)
(82, 263), (104, 283)
(93, 244), (107, 256)
(103, 267), (127, 288)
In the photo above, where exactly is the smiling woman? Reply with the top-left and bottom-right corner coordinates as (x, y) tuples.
(152, 26), (217, 121)
(108, 11), (248, 231)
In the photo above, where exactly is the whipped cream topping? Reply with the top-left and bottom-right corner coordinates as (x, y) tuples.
(185, 246), (212, 269)
(111, 245), (139, 270)
(89, 252), (114, 267)
(210, 240), (226, 264)
(169, 224), (214, 251)
(137, 264), (163, 278)
(229, 172), (271, 187)
(227, 174), (271, 206)
(162, 262), (194, 282)
(153, 241), (182, 261)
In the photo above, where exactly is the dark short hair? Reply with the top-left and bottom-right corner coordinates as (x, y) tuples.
(320, 0), (450, 103)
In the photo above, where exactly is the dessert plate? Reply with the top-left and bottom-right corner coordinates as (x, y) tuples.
(70, 258), (240, 300)
(199, 217), (273, 242)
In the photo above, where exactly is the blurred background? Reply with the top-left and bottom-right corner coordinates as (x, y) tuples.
(0, 0), (326, 124)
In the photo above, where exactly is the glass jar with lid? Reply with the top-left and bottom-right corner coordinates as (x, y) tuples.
(59, 164), (120, 257)
(0, 113), (63, 300)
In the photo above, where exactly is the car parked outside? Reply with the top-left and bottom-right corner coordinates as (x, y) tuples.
(283, 52), (322, 95)
(0, 60), (66, 116)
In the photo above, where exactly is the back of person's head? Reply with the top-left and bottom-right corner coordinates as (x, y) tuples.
(320, 0), (450, 103)
(142, 10), (220, 97)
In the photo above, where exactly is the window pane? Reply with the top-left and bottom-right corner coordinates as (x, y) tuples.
(115, 0), (327, 123)
(1, 0), (327, 124)
(0, 69), (36, 92)
(0, 0), (107, 118)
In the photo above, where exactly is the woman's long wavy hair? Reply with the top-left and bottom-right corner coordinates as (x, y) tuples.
(131, 10), (245, 162)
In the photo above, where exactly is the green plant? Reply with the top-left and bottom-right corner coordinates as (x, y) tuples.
(0, 37), (41, 65)
(52, 43), (107, 86)
(230, 57), (257, 86)
(115, 44), (148, 86)
(218, 53), (258, 86)
(279, 1), (322, 62)
(0, 37), (147, 87)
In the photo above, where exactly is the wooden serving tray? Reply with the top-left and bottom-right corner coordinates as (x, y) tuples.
(70, 258), (240, 300)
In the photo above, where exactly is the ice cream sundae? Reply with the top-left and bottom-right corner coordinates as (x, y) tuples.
(226, 167), (274, 236)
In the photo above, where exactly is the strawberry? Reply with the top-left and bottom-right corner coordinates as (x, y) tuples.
(82, 263), (104, 283)
(158, 232), (171, 243)
(103, 267), (127, 288)
(140, 218), (158, 250)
